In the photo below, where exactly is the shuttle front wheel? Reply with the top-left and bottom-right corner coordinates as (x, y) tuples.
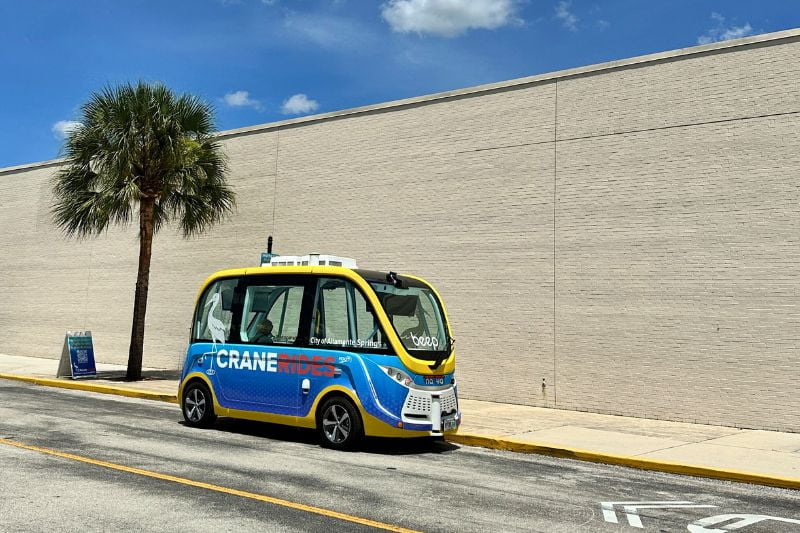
(317, 396), (363, 450)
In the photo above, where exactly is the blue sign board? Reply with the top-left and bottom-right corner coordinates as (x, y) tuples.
(260, 252), (277, 266)
(58, 331), (97, 379)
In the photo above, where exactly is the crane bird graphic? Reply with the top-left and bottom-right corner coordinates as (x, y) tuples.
(203, 292), (227, 375)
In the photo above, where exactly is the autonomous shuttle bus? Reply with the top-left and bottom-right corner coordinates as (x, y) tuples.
(179, 253), (459, 449)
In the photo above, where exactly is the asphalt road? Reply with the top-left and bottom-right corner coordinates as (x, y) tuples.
(0, 380), (798, 533)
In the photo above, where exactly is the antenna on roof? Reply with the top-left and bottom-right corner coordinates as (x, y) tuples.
(260, 235), (277, 266)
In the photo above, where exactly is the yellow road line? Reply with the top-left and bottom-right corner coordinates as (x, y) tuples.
(0, 437), (419, 533)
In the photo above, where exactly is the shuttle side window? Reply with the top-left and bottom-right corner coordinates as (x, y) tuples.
(353, 289), (389, 350)
(239, 283), (304, 345)
(310, 277), (388, 351)
(194, 278), (238, 344)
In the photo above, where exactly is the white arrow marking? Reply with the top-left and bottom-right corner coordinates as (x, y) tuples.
(688, 514), (800, 532)
(602, 502), (695, 524)
(623, 504), (718, 529)
(601, 501), (717, 528)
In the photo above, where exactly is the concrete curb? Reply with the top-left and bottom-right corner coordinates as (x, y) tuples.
(445, 433), (800, 491)
(3, 373), (797, 490)
(0, 373), (179, 404)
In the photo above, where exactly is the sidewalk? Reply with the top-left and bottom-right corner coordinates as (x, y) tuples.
(1, 353), (798, 489)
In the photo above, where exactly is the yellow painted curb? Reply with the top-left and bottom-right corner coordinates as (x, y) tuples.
(446, 432), (800, 491)
(0, 373), (179, 404)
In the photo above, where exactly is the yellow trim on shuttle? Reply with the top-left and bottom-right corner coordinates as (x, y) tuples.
(194, 265), (455, 376)
(180, 375), (430, 439)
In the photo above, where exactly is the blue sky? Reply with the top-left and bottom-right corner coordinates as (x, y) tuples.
(1, 0), (797, 168)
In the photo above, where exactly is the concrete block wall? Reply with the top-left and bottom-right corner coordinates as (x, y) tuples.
(0, 30), (797, 430)
(552, 37), (800, 430)
(271, 82), (557, 407)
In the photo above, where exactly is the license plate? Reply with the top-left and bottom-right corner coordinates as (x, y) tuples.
(425, 375), (445, 386)
(442, 416), (457, 431)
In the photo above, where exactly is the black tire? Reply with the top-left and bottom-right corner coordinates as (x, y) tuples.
(182, 381), (217, 428)
(317, 396), (363, 450)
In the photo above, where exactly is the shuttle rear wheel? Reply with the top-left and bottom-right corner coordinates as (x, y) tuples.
(182, 381), (217, 428)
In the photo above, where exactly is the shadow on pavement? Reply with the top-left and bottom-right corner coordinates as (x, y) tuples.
(95, 369), (182, 382)
(203, 417), (460, 455)
(209, 418), (318, 446)
(361, 437), (459, 456)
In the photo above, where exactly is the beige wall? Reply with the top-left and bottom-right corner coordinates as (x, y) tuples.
(1, 32), (798, 430)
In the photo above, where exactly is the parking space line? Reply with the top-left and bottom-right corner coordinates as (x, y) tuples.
(0, 437), (419, 533)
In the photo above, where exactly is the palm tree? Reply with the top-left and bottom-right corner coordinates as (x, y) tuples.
(52, 81), (236, 380)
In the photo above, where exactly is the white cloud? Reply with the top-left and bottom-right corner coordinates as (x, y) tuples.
(223, 90), (263, 110)
(282, 11), (374, 49)
(281, 94), (319, 115)
(697, 13), (753, 45)
(554, 1), (578, 32)
(381, 0), (521, 38)
(51, 120), (82, 140)
(720, 24), (753, 41)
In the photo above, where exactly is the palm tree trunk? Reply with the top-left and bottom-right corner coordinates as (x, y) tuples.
(126, 196), (156, 381)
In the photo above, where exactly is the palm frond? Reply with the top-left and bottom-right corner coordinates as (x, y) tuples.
(51, 81), (235, 237)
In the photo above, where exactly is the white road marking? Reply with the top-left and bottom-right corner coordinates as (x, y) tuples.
(622, 504), (717, 528)
(601, 501), (717, 528)
(688, 514), (800, 532)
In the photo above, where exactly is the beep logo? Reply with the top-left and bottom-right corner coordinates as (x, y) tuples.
(215, 349), (335, 377)
(410, 333), (439, 350)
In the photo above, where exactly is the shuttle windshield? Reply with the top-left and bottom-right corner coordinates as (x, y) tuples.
(368, 278), (450, 360)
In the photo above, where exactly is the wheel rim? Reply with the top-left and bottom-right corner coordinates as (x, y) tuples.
(322, 404), (351, 443)
(185, 387), (206, 422)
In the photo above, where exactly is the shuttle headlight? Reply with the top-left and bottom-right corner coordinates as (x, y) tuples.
(381, 366), (413, 387)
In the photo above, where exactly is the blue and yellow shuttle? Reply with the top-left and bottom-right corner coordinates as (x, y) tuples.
(179, 253), (459, 449)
